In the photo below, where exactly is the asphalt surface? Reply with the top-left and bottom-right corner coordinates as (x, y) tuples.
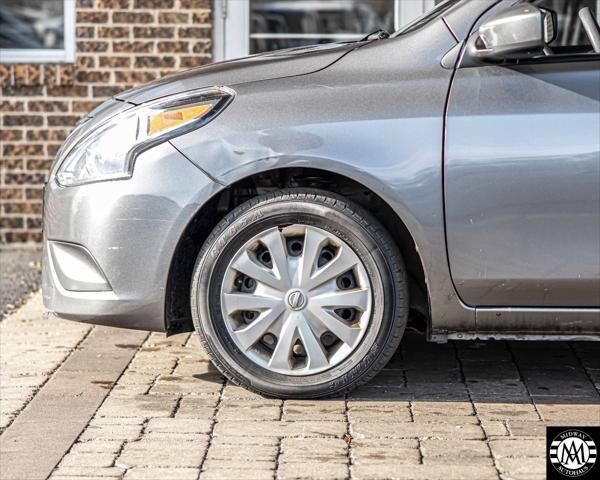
(0, 247), (42, 318)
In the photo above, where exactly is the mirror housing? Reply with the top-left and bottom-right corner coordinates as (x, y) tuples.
(467, 3), (556, 62)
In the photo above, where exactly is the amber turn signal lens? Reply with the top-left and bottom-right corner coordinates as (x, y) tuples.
(148, 104), (213, 136)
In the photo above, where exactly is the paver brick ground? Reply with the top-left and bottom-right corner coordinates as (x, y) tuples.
(0, 292), (90, 432)
(0, 292), (599, 480)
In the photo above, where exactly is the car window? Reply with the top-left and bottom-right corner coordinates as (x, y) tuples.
(530, 0), (599, 54)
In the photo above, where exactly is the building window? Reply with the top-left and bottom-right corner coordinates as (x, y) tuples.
(0, 0), (76, 64)
(214, 0), (443, 61)
(249, 0), (400, 54)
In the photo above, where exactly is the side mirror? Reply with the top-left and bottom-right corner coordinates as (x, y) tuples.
(467, 3), (556, 62)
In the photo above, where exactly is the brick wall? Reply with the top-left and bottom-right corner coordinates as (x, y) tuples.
(0, 0), (213, 243)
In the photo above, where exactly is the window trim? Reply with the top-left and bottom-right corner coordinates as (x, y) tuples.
(0, 0), (76, 64)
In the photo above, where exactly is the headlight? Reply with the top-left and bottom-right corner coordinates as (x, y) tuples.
(56, 86), (235, 187)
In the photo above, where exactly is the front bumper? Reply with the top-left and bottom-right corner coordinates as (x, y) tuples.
(42, 142), (220, 332)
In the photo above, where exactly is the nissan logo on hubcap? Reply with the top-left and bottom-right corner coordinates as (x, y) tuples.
(286, 290), (307, 311)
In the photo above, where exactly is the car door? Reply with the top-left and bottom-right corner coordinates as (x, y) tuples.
(445, 0), (600, 308)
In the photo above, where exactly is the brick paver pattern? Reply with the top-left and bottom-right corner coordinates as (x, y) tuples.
(1, 293), (599, 480)
(0, 293), (90, 431)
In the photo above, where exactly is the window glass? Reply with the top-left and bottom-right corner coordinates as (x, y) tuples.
(0, 0), (65, 50)
(393, 0), (461, 37)
(250, 0), (395, 53)
(532, 0), (599, 51)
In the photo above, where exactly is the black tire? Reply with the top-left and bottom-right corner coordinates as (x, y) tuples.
(190, 188), (408, 398)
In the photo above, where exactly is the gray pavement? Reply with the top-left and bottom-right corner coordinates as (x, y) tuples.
(0, 247), (42, 318)
(0, 252), (598, 480)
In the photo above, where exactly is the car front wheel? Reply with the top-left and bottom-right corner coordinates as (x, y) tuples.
(191, 188), (408, 398)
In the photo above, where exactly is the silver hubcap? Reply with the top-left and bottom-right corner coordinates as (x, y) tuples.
(220, 224), (372, 375)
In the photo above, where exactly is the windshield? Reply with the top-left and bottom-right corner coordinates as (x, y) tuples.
(391, 0), (462, 37)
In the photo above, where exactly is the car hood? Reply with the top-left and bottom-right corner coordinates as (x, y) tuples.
(114, 41), (365, 105)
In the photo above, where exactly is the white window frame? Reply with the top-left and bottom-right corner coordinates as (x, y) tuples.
(213, 0), (437, 61)
(0, 0), (76, 64)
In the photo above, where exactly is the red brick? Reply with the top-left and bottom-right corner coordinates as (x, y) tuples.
(157, 41), (189, 53)
(77, 41), (109, 52)
(93, 86), (123, 98)
(113, 41), (154, 53)
(192, 40), (212, 54)
(113, 11), (154, 23)
(72, 101), (103, 113)
(26, 217), (42, 229)
(26, 130), (68, 142)
(44, 65), (60, 86)
(159, 12), (189, 24)
(77, 11), (109, 23)
(0, 101), (24, 112)
(47, 116), (81, 127)
(47, 85), (89, 97)
(3, 115), (43, 127)
(2, 159), (24, 170)
(135, 56), (176, 68)
(115, 71), (158, 83)
(0, 217), (24, 229)
(75, 71), (111, 83)
(99, 56), (131, 68)
(2, 202), (43, 215)
(178, 27), (211, 38)
(0, 130), (23, 141)
(134, 0), (174, 7)
(134, 27), (174, 38)
(180, 0), (210, 8)
(180, 56), (211, 68)
(76, 26), (95, 38)
(47, 145), (61, 157)
(3, 145), (44, 157)
(0, 64), (11, 87)
(76, 56), (96, 69)
(59, 65), (76, 85)
(0, 188), (24, 200)
(25, 188), (44, 200)
(98, 0), (130, 7)
(192, 11), (212, 24)
(27, 101), (69, 113)
(26, 65), (42, 85)
(3, 231), (43, 243)
(5, 173), (46, 185)
(98, 26), (130, 38)
(26, 159), (54, 170)
(1, 86), (44, 96)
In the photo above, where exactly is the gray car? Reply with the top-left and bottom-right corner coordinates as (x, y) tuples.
(42, 0), (600, 398)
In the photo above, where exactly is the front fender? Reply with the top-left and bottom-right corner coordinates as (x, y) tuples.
(170, 28), (475, 333)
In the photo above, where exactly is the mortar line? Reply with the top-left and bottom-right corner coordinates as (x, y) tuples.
(273, 436), (283, 480)
(452, 341), (503, 480)
(196, 377), (227, 480)
(273, 398), (285, 479)
(343, 393), (354, 480)
(115, 417), (151, 480)
(505, 341), (544, 422)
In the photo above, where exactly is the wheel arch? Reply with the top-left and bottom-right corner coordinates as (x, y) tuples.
(165, 166), (430, 335)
